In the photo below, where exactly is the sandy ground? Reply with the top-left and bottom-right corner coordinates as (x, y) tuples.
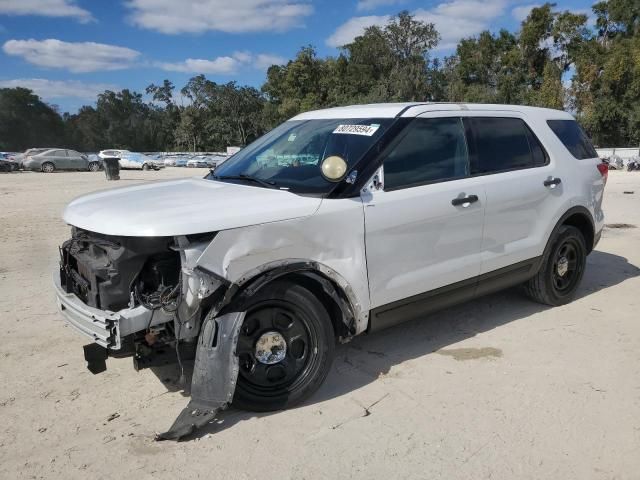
(0, 168), (639, 480)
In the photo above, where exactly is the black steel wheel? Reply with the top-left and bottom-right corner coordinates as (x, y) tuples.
(233, 280), (334, 412)
(524, 225), (587, 306)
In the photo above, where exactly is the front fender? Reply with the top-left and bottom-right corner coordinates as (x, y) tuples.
(195, 198), (370, 334)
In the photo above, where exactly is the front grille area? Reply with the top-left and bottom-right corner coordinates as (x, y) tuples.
(59, 229), (177, 312)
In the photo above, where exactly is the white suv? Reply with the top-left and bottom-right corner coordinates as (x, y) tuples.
(55, 103), (606, 439)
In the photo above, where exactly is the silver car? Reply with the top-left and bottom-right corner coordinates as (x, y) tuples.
(23, 148), (101, 173)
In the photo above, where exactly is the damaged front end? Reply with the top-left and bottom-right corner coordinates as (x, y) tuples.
(55, 227), (242, 440)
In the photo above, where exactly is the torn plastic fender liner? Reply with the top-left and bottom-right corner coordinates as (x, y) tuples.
(156, 309), (245, 441)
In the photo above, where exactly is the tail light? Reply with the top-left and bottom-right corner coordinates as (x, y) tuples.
(597, 162), (608, 184)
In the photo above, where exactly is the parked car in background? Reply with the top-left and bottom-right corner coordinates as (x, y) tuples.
(0, 152), (20, 171)
(14, 148), (49, 168)
(210, 154), (228, 169)
(163, 155), (188, 167)
(86, 153), (102, 164)
(99, 150), (165, 170)
(186, 155), (213, 168)
(173, 156), (189, 167)
(22, 149), (101, 173)
(627, 156), (640, 171)
(0, 158), (13, 172)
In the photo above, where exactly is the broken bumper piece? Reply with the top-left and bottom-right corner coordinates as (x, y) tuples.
(53, 272), (173, 350)
(156, 310), (245, 441)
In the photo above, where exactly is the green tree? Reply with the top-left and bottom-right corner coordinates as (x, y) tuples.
(146, 80), (179, 150)
(205, 82), (265, 147)
(0, 88), (65, 151)
(572, 0), (640, 146)
(262, 46), (332, 126)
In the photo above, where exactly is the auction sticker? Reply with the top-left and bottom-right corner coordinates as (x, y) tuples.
(333, 124), (380, 136)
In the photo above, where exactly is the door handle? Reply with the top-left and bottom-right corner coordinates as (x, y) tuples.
(451, 194), (479, 207)
(544, 177), (562, 187)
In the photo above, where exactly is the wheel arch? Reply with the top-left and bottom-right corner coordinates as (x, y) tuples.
(216, 261), (362, 340)
(41, 161), (55, 172)
(549, 206), (596, 254)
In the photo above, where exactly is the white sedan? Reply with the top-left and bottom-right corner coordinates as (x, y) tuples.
(99, 150), (165, 170)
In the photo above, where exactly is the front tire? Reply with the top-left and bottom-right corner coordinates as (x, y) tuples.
(88, 161), (100, 172)
(41, 162), (55, 173)
(524, 225), (587, 306)
(142, 164), (150, 171)
(233, 280), (335, 412)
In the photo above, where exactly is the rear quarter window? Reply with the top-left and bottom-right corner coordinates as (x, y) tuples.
(547, 120), (598, 159)
(468, 117), (548, 175)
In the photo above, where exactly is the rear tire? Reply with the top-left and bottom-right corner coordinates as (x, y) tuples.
(142, 164), (150, 171)
(41, 162), (55, 173)
(233, 280), (335, 412)
(524, 225), (587, 306)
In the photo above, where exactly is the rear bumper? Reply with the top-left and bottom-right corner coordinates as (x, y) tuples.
(53, 272), (172, 350)
(593, 227), (603, 250)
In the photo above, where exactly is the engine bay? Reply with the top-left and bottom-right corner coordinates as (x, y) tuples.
(60, 228), (181, 311)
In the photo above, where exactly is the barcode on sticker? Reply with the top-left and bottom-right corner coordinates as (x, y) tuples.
(333, 124), (380, 136)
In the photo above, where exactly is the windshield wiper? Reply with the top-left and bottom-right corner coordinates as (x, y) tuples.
(212, 173), (278, 189)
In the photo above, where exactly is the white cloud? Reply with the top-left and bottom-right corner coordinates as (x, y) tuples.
(356, 0), (404, 12)
(125, 0), (313, 34)
(0, 78), (117, 99)
(327, 0), (512, 50)
(157, 57), (241, 74)
(157, 51), (286, 74)
(512, 4), (540, 21)
(254, 53), (287, 69)
(0, 0), (94, 23)
(232, 51), (253, 63)
(326, 15), (390, 48)
(2, 39), (140, 73)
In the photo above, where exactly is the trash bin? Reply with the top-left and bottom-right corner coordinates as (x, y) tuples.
(103, 157), (120, 180)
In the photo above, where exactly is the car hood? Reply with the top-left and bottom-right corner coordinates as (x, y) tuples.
(63, 177), (322, 236)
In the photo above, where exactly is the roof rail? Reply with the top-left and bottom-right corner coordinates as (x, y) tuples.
(395, 103), (431, 117)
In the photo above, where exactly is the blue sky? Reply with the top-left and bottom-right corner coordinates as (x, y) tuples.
(0, 0), (594, 113)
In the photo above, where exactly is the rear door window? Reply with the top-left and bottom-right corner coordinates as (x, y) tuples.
(383, 117), (469, 190)
(47, 150), (66, 156)
(547, 119), (598, 159)
(468, 117), (548, 175)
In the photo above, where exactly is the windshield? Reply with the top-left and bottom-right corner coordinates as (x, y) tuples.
(210, 118), (392, 194)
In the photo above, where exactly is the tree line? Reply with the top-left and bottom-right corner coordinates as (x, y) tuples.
(0, 0), (638, 152)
